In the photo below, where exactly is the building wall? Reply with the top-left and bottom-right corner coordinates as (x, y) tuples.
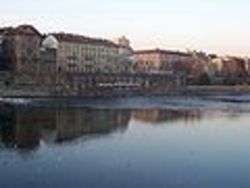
(133, 50), (194, 74)
(134, 53), (161, 72)
(1, 25), (42, 73)
(0, 36), (9, 70)
(222, 60), (246, 77)
(56, 40), (119, 73)
(38, 49), (57, 86)
(244, 58), (250, 76)
(43, 34), (135, 74)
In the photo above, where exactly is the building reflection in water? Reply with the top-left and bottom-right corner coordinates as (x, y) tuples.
(0, 105), (131, 152)
(0, 105), (205, 152)
(132, 109), (203, 124)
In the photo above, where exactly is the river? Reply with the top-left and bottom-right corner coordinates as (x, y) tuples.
(1, 96), (250, 187)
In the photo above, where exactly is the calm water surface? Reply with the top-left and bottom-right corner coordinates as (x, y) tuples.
(1, 97), (250, 188)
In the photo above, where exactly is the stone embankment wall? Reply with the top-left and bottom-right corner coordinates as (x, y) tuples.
(186, 85), (250, 96)
(0, 71), (185, 98)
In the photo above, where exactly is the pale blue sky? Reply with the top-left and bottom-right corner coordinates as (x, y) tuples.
(0, 0), (250, 56)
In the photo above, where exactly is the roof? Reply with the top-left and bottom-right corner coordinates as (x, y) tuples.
(0, 25), (42, 37)
(16, 25), (42, 36)
(134, 49), (191, 57)
(0, 27), (14, 35)
(51, 33), (119, 48)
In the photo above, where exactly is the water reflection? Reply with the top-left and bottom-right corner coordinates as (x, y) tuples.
(132, 109), (203, 124)
(0, 105), (216, 152)
(0, 105), (131, 151)
(1, 103), (250, 188)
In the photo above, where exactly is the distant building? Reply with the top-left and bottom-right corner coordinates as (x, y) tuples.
(115, 36), (134, 73)
(210, 57), (224, 76)
(0, 35), (8, 70)
(38, 37), (58, 85)
(0, 29), (13, 71)
(133, 49), (193, 74)
(116, 36), (133, 56)
(0, 25), (43, 73)
(219, 56), (246, 78)
(244, 58), (250, 76)
(209, 56), (247, 84)
(0, 35), (3, 56)
(41, 33), (133, 74)
(40, 35), (58, 64)
(184, 51), (213, 84)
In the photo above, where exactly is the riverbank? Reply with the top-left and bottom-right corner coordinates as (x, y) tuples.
(185, 85), (250, 96)
(1, 92), (250, 110)
(1, 85), (250, 100)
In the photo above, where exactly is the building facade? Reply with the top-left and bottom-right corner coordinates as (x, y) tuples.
(210, 56), (246, 78)
(133, 49), (194, 74)
(0, 35), (8, 70)
(0, 24), (187, 95)
(244, 58), (250, 76)
(116, 36), (134, 56)
(209, 56), (248, 84)
(41, 33), (133, 74)
(0, 25), (43, 73)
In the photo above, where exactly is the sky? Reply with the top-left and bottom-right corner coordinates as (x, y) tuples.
(0, 0), (250, 56)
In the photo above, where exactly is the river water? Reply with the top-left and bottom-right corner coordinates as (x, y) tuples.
(1, 96), (250, 188)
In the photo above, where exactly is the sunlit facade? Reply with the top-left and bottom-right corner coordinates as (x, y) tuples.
(42, 33), (133, 74)
(133, 49), (193, 74)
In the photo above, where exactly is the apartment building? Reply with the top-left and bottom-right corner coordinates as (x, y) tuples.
(0, 25), (42, 72)
(133, 49), (193, 74)
(42, 33), (133, 73)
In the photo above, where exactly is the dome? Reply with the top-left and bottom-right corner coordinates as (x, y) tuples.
(42, 35), (59, 49)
